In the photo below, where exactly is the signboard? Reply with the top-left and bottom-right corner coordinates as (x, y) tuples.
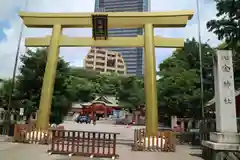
(214, 50), (237, 132)
(92, 15), (108, 40)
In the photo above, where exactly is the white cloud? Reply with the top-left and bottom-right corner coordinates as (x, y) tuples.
(0, 0), (23, 20)
(0, 0), (94, 78)
(0, 0), (221, 78)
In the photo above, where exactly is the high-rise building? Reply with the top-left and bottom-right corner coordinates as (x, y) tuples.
(84, 48), (127, 75)
(94, 0), (150, 75)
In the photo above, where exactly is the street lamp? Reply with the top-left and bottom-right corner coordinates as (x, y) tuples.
(196, 0), (205, 119)
(6, 0), (29, 120)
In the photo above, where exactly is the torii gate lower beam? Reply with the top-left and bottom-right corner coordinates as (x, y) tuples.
(25, 36), (184, 48)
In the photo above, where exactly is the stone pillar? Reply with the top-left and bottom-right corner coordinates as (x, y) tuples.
(104, 106), (108, 119)
(187, 119), (193, 129)
(202, 50), (240, 159)
(104, 50), (108, 72)
(171, 115), (177, 129)
(10, 114), (14, 121)
(180, 121), (185, 131)
(196, 120), (201, 129)
(93, 48), (97, 70)
(214, 50), (237, 132)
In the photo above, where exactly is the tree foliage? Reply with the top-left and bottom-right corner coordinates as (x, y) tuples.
(158, 38), (215, 118)
(15, 49), (73, 124)
(207, 0), (240, 88)
(117, 76), (144, 109)
(0, 79), (12, 109)
(207, 0), (240, 48)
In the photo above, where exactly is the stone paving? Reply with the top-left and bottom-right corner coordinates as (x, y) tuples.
(0, 120), (203, 160)
(0, 142), (202, 160)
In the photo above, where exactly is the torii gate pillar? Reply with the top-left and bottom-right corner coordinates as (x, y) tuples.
(36, 24), (62, 129)
(144, 24), (158, 136)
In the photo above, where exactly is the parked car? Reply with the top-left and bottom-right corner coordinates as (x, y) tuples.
(75, 115), (91, 124)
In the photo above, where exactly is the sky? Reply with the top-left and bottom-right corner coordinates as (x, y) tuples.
(0, 0), (221, 79)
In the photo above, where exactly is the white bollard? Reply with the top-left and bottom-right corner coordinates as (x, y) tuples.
(143, 136), (165, 148)
(26, 131), (46, 143)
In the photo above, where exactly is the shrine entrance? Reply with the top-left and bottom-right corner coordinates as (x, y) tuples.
(19, 10), (193, 137)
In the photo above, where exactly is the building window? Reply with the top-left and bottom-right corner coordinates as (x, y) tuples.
(96, 68), (104, 72)
(96, 50), (105, 54)
(107, 58), (115, 67)
(96, 62), (104, 66)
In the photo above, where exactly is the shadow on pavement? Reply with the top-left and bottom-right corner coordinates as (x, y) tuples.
(189, 153), (203, 158)
(116, 139), (133, 147)
(190, 146), (202, 149)
(189, 145), (203, 159)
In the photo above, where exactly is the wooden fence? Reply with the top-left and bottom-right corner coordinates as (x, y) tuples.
(48, 129), (120, 159)
(132, 129), (176, 152)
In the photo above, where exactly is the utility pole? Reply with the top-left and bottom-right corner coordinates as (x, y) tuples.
(6, 0), (29, 121)
(196, 0), (205, 119)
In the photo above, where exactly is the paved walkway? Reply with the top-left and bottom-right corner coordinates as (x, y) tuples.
(117, 144), (202, 160)
(0, 142), (202, 160)
(0, 121), (203, 160)
(0, 142), (91, 160)
(62, 120), (144, 141)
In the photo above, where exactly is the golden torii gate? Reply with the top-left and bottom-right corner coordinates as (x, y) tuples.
(19, 10), (193, 136)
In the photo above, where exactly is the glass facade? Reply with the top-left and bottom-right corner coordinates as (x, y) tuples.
(94, 0), (150, 75)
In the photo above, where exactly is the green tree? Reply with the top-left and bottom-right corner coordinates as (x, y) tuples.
(116, 76), (145, 110)
(207, 0), (240, 48)
(93, 73), (122, 96)
(68, 68), (121, 99)
(69, 67), (100, 80)
(16, 49), (73, 124)
(207, 0), (240, 88)
(158, 38), (215, 118)
(216, 43), (240, 89)
(65, 75), (95, 102)
(0, 79), (12, 109)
